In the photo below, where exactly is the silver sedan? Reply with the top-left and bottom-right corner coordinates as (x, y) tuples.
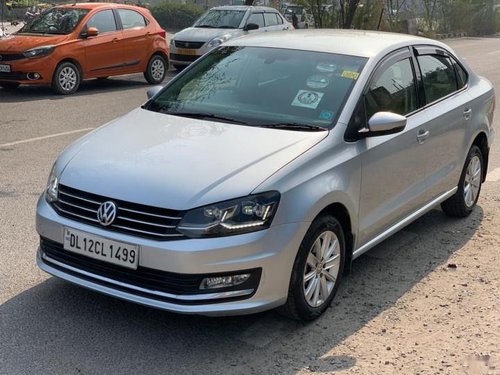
(36, 30), (495, 321)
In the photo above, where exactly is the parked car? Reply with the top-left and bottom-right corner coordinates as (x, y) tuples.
(169, 5), (291, 70)
(284, 5), (312, 29)
(0, 3), (169, 94)
(36, 30), (495, 321)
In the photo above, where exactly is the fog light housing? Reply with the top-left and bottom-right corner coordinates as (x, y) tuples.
(200, 273), (250, 290)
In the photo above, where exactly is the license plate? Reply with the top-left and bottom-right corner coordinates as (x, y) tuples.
(176, 48), (198, 56)
(0, 64), (11, 73)
(63, 228), (139, 270)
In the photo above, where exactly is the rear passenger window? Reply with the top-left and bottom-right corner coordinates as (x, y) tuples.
(365, 58), (417, 119)
(454, 61), (468, 89)
(247, 13), (265, 28)
(417, 55), (458, 104)
(118, 9), (147, 30)
(264, 13), (278, 26)
(87, 10), (117, 33)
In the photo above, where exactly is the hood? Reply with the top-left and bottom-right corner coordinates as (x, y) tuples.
(173, 27), (242, 43)
(0, 33), (69, 52)
(59, 108), (327, 210)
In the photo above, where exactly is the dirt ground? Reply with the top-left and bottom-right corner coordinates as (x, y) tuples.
(288, 180), (499, 375)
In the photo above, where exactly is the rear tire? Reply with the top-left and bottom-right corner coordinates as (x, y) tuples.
(278, 215), (345, 321)
(144, 54), (167, 84)
(52, 61), (81, 95)
(0, 82), (20, 90)
(441, 145), (483, 217)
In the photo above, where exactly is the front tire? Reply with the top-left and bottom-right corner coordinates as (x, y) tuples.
(279, 215), (345, 321)
(144, 54), (167, 84)
(441, 145), (483, 217)
(52, 62), (81, 95)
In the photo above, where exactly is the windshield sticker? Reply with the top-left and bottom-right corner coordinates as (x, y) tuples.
(316, 63), (337, 73)
(341, 70), (360, 80)
(319, 110), (334, 121)
(292, 90), (324, 109)
(306, 75), (330, 89)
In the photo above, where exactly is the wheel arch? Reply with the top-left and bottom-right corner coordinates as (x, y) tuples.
(315, 202), (354, 275)
(471, 132), (489, 182)
(54, 58), (83, 79)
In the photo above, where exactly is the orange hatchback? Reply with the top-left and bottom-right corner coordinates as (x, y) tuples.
(0, 3), (169, 94)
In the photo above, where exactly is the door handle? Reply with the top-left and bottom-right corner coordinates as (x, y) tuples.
(463, 108), (472, 120)
(417, 130), (429, 144)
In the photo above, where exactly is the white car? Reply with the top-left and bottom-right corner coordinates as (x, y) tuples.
(169, 5), (292, 69)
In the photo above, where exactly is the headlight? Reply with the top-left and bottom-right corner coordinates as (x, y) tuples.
(23, 45), (55, 58)
(45, 164), (59, 203)
(207, 34), (231, 48)
(170, 38), (175, 47)
(177, 191), (280, 237)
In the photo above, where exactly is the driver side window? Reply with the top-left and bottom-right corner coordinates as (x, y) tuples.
(365, 58), (417, 119)
(87, 10), (117, 34)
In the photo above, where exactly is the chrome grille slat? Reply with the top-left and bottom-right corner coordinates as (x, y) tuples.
(59, 190), (100, 205)
(112, 225), (184, 238)
(52, 185), (186, 241)
(119, 206), (181, 220)
(53, 204), (100, 223)
(117, 215), (176, 229)
(58, 198), (98, 213)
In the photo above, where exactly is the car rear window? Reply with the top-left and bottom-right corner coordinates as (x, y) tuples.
(148, 46), (367, 129)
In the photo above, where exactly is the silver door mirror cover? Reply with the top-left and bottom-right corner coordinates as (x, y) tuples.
(362, 111), (407, 136)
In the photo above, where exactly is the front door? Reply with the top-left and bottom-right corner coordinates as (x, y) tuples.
(82, 9), (124, 77)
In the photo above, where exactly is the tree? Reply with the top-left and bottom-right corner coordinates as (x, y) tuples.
(339, 0), (361, 28)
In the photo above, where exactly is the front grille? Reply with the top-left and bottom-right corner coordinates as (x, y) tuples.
(169, 53), (199, 63)
(52, 184), (186, 241)
(40, 237), (261, 304)
(174, 40), (204, 49)
(0, 53), (25, 61)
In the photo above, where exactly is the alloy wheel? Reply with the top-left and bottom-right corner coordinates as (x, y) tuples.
(58, 66), (77, 92)
(464, 154), (481, 208)
(303, 230), (341, 307)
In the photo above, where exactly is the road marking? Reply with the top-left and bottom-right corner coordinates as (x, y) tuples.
(487, 50), (500, 55)
(0, 128), (94, 148)
(486, 167), (500, 182)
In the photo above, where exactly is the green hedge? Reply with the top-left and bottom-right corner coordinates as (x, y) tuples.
(150, 2), (204, 32)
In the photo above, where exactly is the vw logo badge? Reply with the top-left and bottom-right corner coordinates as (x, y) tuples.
(97, 201), (117, 226)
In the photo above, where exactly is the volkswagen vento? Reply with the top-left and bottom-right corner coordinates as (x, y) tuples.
(36, 30), (495, 320)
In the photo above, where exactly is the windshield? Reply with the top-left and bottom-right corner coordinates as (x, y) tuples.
(285, 6), (304, 15)
(193, 9), (246, 29)
(147, 46), (367, 129)
(19, 8), (89, 35)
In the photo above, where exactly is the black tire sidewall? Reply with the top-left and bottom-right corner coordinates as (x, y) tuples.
(52, 62), (80, 95)
(289, 215), (345, 320)
(145, 55), (167, 84)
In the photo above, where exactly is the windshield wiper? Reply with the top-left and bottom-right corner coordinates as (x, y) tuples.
(162, 111), (249, 125)
(256, 123), (328, 132)
(195, 24), (216, 28)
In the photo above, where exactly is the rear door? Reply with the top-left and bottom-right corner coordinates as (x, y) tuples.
(82, 9), (124, 76)
(412, 47), (470, 201)
(116, 8), (150, 70)
(264, 12), (290, 32)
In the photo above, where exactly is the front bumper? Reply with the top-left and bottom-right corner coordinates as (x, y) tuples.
(36, 195), (307, 316)
(0, 54), (57, 85)
(169, 44), (210, 66)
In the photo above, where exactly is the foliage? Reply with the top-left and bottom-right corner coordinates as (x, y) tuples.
(150, 1), (204, 32)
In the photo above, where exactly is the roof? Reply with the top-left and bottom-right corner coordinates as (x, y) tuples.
(225, 29), (439, 58)
(210, 5), (279, 12)
(55, 2), (143, 10)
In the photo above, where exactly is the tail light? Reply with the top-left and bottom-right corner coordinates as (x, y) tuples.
(158, 29), (166, 38)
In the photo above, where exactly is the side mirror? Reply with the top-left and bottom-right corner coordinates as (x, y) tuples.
(243, 23), (259, 32)
(146, 85), (163, 99)
(360, 112), (407, 136)
(82, 27), (99, 38)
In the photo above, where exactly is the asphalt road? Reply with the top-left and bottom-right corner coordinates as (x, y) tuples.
(0, 37), (499, 375)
